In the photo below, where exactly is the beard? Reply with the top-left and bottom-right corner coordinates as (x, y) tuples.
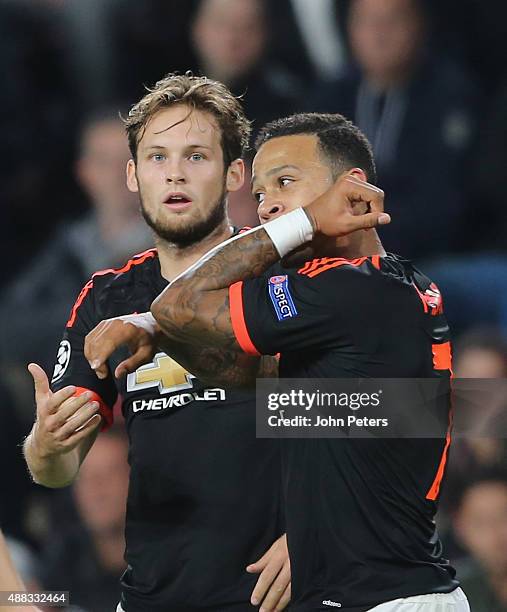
(139, 189), (227, 249)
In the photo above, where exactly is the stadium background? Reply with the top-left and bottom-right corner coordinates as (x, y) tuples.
(0, 0), (506, 610)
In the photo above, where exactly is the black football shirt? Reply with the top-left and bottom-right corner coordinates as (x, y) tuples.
(51, 248), (284, 611)
(229, 254), (459, 612)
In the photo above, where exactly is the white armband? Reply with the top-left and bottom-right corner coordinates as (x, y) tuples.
(263, 208), (314, 257)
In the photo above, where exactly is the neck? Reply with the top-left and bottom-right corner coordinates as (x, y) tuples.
(157, 219), (235, 280)
(284, 229), (384, 267)
(334, 228), (385, 258)
(317, 228), (385, 259)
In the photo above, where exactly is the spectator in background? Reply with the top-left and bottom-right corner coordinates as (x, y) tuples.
(39, 426), (129, 612)
(453, 470), (507, 612)
(0, 110), (153, 381)
(272, 0), (348, 82)
(449, 330), (507, 484)
(307, 0), (480, 260)
(191, 0), (298, 134)
(438, 329), (507, 552)
(190, 0), (301, 227)
(454, 330), (507, 379)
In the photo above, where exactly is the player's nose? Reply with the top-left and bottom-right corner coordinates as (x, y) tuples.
(257, 198), (286, 223)
(165, 160), (185, 184)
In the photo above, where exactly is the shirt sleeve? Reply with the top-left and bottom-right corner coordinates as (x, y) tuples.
(229, 268), (347, 356)
(50, 278), (118, 429)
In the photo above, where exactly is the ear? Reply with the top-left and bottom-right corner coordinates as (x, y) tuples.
(126, 159), (139, 193)
(225, 158), (245, 193)
(347, 167), (368, 182)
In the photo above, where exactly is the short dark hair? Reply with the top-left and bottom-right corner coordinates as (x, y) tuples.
(124, 73), (251, 167)
(255, 113), (377, 183)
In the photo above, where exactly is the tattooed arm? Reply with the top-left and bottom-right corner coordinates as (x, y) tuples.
(150, 227), (279, 386)
(167, 339), (278, 388)
(151, 175), (388, 383)
(152, 227), (278, 358)
(85, 311), (278, 389)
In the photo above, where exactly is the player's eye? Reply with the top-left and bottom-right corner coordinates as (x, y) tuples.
(189, 152), (205, 162)
(279, 177), (293, 187)
(254, 192), (265, 204)
(151, 153), (166, 162)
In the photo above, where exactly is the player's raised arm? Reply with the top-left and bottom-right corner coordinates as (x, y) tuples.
(151, 172), (389, 358)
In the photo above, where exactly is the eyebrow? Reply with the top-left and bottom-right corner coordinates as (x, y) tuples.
(142, 143), (213, 151)
(251, 164), (300, 185)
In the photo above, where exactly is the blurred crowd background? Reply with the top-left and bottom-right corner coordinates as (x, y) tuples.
(1, 0), (506, 610)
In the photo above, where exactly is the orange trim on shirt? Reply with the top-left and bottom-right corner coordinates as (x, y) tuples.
(426, 415), (453, 501)
(432, 341), (452, 372)
(229, 282), (261, 356)
(298, 257), (339, 276)
(371, 254), (381, 270)
(66, 249), (157, 327)
(298, 257), (369, 278)
(73, 386), (113, 431)
(426, 385), (454, 501)
(426, 342), (454, 500)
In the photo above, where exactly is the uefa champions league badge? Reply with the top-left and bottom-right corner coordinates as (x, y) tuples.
(51, 340), (71, 383)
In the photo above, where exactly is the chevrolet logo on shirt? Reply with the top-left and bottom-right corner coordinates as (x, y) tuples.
(127, 352), (195, 394)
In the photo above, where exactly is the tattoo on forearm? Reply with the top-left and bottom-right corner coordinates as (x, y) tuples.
(160, 341), (278, 388)
(151, 228), (280, 383)
(189, 228), (279, 288)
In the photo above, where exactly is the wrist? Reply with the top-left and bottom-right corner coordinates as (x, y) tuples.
(263, 208), (314, 257)
(27, 426), (51, 461)
(123, 312), (159, 335)
(302, 203), (319, 234)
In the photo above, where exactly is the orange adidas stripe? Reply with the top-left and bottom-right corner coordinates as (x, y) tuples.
(298, 257), (340, 275)
(299, 257), (369, 278)
(229, 282), (260, 356)
(298, 260), (315, 275)
(66, 249), (157, 327)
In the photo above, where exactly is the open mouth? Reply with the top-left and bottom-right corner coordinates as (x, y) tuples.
(164, 194), (192, 210)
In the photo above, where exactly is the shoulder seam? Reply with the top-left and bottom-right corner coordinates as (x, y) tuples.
(66, 249), (157, 327)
